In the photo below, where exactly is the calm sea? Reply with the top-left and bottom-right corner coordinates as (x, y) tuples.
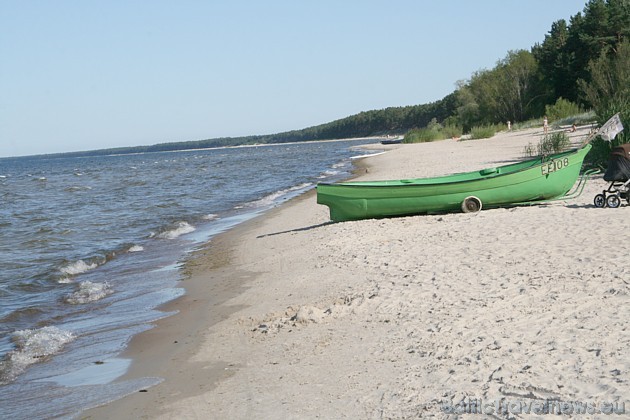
(0, 139), (380, 418)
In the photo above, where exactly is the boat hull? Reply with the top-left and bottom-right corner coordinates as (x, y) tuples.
(317, 145), (592, 221)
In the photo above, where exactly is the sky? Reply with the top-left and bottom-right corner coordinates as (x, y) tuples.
(0, 1), (588, 158)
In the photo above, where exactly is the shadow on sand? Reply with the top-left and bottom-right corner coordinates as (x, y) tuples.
(256, 221), (335, 238)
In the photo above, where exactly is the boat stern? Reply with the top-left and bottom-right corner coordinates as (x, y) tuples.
(316, 184), (368, 222)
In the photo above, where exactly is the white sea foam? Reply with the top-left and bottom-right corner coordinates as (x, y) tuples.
(246, 183), (312, 208)
(318, 169), (340, 179)
(157, 221), (196, 239)
(60, 260), (98, 276)
(127, 245), (144, 252)
(65, 281), (112, 304)
(0, 326), (75, 384)
(202, 213), (219, 221)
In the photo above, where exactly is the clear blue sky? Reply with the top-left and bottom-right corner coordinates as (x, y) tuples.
(1, 0), (587, 157)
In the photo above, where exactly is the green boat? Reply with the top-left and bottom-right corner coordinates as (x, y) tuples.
(317, 144), (592, 222)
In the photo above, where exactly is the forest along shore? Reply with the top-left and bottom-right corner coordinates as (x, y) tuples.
(87, 127), (629, 419)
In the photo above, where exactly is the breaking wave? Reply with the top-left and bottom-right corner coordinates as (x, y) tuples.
(245, 183), (313, 208)
(64, 281), (112, 304)
(0, 326), (75, 384)
(60, 260), (98, 276)
(156, 221), (196, 239)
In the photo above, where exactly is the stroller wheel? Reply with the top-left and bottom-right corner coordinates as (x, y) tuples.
(594, 194), (606, 208)
(607, 195), (621, 208)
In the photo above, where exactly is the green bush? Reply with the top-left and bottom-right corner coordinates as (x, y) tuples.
(579, 40), (629, 168)
(513, 118), (542, 130)
(582, 108), (628, 169)
(426, 117), (442, 131)
(545, 98), (583, 122)
(402, 117), (464, 143)
(553, 111), (597, 127)
(586, 131), (629, 169)
(442, 125), (463, 139)
(403, 127), (444, 143)
(510, 112), (596, 132)
(442, 115), (460, 127)
(469, 125), (495, 140)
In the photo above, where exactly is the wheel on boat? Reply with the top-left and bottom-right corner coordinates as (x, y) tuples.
(461, 196), (482, 213)
(594, 194), (606, 208)
(607, 195), (621, 208)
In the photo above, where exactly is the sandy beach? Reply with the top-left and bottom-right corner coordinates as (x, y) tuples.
(87, 127), (629, 419)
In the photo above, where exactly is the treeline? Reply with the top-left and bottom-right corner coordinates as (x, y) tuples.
(26, 95), (458, 159)
(455, 0), (629, 132)
(24, 0), (629, 160)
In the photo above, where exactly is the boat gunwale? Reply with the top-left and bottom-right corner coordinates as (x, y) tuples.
(317, 146), (590, 189)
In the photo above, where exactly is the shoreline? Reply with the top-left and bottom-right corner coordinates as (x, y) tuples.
(3, 135), (387, 161)
(86, 127), (629, 418)
(84, 143), (387, 418)
(84, 187), (337, 419)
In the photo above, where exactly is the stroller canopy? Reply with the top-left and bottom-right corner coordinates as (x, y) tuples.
(604, 144), (630, 182)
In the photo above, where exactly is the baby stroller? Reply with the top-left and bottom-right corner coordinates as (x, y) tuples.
(594, 143), (630, 208)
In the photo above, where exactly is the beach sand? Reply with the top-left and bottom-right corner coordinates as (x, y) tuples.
(87, 127), (629, 419)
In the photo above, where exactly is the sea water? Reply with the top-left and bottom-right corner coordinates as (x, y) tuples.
(0, 139), (380, 417)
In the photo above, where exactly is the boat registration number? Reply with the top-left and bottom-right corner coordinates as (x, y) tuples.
(541, 157), (570, 175)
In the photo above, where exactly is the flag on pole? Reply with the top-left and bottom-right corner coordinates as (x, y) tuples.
(598, 113), (624, 141)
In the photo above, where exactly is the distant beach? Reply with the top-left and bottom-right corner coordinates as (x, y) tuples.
(87, 126), (629, 418)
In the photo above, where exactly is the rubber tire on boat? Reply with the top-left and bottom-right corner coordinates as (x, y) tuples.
(461, 196), (482, 213)
(594, 194), (606, 208)
(606, 195), (621, 208)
